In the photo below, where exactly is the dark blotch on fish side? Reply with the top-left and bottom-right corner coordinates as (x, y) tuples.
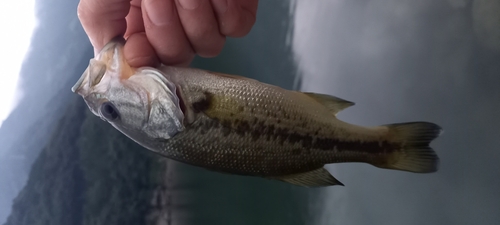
(192, 92), (213, 113)
(266, 125), (276, 141)
(291, 148), (301, 155)
(312, 137), (396, 153)
(198, 117), (220, 135)
(222, 127), (231, 136)
(251, 130), (260, 141)
(248, 121), (398, 154)
(235, 120), (250, 136)
(288, 132), (302, 144)
(302, 136), (313, 148)
(221, 120), (231, 128)
(221, 120), (232, 137)
(216, 114), (398, 155)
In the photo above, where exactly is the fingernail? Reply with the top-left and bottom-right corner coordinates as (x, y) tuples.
(211, 0), (228, 14)
(145, 0), (174, 25)
(178, 0), (200, 10)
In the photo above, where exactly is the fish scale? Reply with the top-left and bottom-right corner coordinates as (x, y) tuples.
(159, 114), (324, 176)
(72, 38), (441, 187)
(159, 71), (396, 175)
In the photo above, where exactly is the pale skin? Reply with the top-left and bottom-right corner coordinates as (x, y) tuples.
(77, 0), (259, 67)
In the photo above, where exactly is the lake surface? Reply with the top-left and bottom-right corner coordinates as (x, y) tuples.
(165, 1), (500, 224)
(2, 0), (499, 225)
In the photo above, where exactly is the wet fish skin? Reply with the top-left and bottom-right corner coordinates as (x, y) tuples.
(72, 37), (441, 187)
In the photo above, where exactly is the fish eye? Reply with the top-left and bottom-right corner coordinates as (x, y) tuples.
(100, 102), (119, 121)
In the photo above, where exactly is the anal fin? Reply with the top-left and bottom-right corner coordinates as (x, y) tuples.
(270, 167), (344, 187)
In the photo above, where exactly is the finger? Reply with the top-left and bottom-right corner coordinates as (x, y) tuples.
(175, 0), (226, 57)
(77, 0), (131, 53)
(211, 0), (258, 37)
(124, 0), (145, 38)
(143, 0), (195, 66)
(124, 33), (160, 67)
(123, 0), (159, 67)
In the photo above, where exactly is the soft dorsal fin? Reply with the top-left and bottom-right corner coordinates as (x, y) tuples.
(271, 167), (344, 187)
(303, 92), (354, 115)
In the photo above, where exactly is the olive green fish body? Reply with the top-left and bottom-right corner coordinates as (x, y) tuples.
(72, 38), (441, 187)
(155, 67), (388, 177)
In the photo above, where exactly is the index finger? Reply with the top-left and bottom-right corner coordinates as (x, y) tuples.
(77, 0), (131, 53)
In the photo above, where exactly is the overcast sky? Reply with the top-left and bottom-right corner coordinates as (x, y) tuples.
(291, 0), (500, 224)
(0, 0), (35, 128)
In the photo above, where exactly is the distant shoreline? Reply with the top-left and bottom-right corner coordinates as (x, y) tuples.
(146, 159), (190, 225)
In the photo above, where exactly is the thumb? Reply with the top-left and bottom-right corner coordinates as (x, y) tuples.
(77, 0), (131, 53)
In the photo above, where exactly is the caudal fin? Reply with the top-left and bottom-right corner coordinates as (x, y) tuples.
(378, 122), (442, 173)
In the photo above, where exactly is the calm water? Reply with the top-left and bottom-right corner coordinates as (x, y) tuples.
(167, 0), (500, 225)
(2, 0), (499, 224)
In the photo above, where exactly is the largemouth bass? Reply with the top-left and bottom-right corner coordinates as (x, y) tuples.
(72, 37), (441, 187)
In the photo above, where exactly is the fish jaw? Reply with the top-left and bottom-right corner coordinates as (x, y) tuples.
(71, 36), (134, 96)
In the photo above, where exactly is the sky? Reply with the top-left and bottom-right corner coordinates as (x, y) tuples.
(291, 0), (500, 224)
(0, 0), (36, 128)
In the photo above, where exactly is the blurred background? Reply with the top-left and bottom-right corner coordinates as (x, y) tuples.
(1, 0), (499, 224)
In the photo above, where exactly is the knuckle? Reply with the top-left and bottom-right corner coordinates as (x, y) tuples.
(196, 38), (225, 58)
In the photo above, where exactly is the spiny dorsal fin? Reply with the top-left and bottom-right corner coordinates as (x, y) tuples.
(271, 167), (344, 187)
(303, 92), (355, 115)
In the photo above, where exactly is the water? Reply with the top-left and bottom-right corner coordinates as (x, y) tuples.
(291, 1), (500, 224)
(168, 0), (500, 224)
(3, 0), (500, 224)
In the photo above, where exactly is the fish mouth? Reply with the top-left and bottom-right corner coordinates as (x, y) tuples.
(100, 36), (126, 57)
(72, 36), (131, 95)
(71, 69), (87, 93)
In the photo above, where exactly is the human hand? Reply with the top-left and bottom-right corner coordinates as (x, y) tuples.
(78, 0), (258, 67)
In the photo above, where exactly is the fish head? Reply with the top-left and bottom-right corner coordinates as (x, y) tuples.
(72, 37), (184, 142)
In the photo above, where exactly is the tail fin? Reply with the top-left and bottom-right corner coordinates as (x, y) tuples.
(378, 122), (442, 173)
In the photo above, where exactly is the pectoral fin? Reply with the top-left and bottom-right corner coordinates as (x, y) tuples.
(303, 92), (354, 115)
(271, 167), (344, 187)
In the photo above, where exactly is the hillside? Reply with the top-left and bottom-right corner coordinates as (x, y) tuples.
(3, 95), (165, 225)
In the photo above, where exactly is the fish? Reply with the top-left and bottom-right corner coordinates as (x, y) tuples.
(72, 37), (441, 187)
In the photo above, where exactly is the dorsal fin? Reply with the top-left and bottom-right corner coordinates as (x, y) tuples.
(303, 92), (355, 115)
